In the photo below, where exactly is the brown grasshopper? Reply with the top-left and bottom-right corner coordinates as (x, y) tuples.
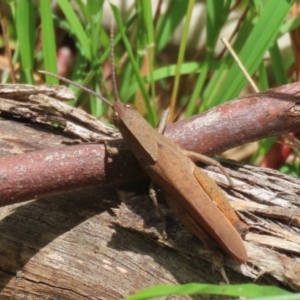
(40, 32), (248, 265)
(40, 70), (248, 263)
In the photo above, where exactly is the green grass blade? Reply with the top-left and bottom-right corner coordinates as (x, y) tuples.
(206, 0), (231, 55)
(257, 60), (268, 91)
(280, 14), (300, 34)
(202, 7), (254, 109)
(155, 0), (189, 53)
(40, 0), (58, 84)
(56, 0), (91, 60)
(73, 0), (88, 18)
(86, 0), (104, 57)
(205, 0), (293, 109)
(269, 41), (288, 85)
(124, 283), (292, 300)
(15, 0), (35, 83)
(85, 0), (104, 116)
(125, 61), (225, 101)
(139, 0), (156, 108)
(169, 0), (194, 121)
(186, 0), (231, 116)
(111, 3), (156, 126)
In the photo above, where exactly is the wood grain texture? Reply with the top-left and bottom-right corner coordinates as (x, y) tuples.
(0, 119), (254, 300)
(1, 83), (300, 298)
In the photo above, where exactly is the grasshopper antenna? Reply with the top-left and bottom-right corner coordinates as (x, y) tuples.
(39, 72), (113, 108)
(110, 20), (120, 103)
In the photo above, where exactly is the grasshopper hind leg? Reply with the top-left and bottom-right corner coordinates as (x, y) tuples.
(104, 141), (119, 156)
(147, 108), (170, 238)
(149, 182), (168, 239)
(157, 108), (170, 134)
(183, 150), (233, 186)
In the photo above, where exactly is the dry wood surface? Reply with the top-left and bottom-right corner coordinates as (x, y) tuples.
(1, 83), (300, 299)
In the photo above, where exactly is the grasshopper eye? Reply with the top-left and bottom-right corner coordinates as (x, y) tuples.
(125, 104), (137, 111)
(113, 111), (120, 127)
(113, 111), (119, 120)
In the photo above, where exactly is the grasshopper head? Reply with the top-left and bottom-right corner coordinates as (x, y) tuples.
(112, 101), (125, 128)
(112, 101), (139, 128)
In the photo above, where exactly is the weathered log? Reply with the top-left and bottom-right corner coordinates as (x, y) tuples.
(1, 83), (300, 298)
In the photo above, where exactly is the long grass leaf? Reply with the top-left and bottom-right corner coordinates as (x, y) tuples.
(111, 3), (156, 126)
(186, 0), (231, 116)
(169, 0), (194, 122)
(139, 0), (156, 112)
(40, 0), (58, 84)
(156, 0), (189, 53)
(124, 283), (292, 300)
(269, 41), (288, 85)
(15, 0), (35, 83)
(56, 0), (91, 60)
(205, 0), (293, 109)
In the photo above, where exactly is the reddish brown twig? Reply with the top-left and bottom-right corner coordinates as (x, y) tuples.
(166, 83), (300, 155)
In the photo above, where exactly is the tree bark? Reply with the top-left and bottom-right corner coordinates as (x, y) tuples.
(1, 83), (300, 298)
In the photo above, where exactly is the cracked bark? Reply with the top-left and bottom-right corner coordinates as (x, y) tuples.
(0, 83), (300, 298)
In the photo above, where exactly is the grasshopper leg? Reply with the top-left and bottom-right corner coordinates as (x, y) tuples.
(182, 150), (233, 186)
(147, 108), (171, 239)
(157, 108), (170, 134)
(104, 141), (119, 156)
(149, 182), (168, 238)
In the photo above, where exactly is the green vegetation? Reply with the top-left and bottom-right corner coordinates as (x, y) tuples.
(124, 283), (294, 300)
